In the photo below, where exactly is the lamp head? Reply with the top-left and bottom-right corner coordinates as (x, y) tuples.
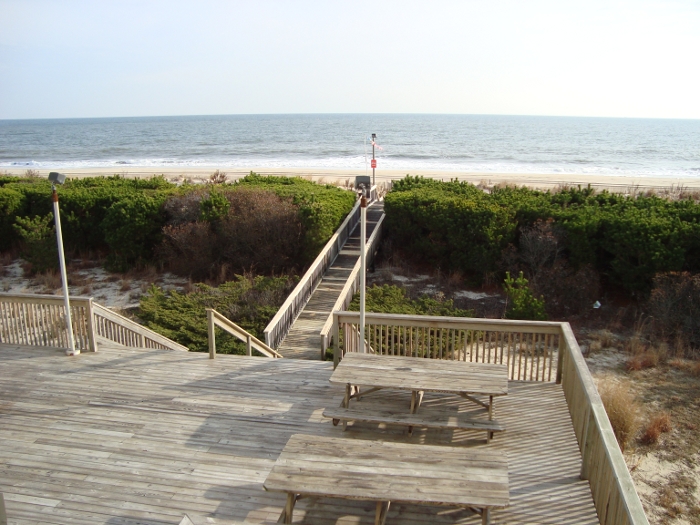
(48, 172), (67, 185)
(371, 133), (376, 140)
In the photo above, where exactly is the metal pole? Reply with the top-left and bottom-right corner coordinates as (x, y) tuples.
(52, 185), (77, 355)
(372, 136), (376, 187)
(359, 195), (367, 353)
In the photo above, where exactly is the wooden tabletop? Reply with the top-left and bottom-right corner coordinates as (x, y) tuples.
(330, 353), (508, 396)
(263, 433), (509, 508)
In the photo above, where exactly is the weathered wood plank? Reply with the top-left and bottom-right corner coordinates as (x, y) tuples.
(0, 342), (600, 525)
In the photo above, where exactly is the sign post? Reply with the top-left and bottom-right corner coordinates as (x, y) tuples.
(371, 133), (377, 187)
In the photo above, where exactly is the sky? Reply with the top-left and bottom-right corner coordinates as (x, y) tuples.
(1, 0), (699, 120)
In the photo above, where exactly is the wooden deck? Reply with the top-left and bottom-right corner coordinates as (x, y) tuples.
(276, 202), (384, 360)
(0, 343), (600, 525)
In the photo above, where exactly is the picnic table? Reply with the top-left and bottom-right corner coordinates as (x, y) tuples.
(324, 353), (508, 441)
(263, 433), (509, 525)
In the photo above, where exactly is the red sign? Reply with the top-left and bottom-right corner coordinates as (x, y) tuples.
(371, 159), (377, 168)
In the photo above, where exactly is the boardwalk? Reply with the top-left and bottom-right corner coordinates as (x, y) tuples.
(0, 342), (600, 525)
(276, 201), (384, 360)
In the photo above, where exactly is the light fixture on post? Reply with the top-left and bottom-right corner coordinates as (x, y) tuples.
(48, 172), (77, 356)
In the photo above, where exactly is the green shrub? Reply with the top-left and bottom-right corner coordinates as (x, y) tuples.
(503, 271), (547, 321)
(236, 173), (356, 262)
(138, 275), (296, 354)
(199, 188), (230, 223)
(0, 187), (25, 251)
(102, 193), (168, 271)
(13, 214), (57, 273)
(386, 177), (700, 296)
(349, 284), (473, 317)
(0, 173), (353, 276)
(384, 184), (515, 279)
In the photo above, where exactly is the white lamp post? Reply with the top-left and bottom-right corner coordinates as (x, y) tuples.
(359, 191), (367, 353)
(48, 172), (77, 356)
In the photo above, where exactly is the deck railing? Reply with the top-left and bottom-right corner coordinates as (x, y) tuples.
(0, 292), (187, 352)
(92, 302), (188, 351)
(318, 213), (385, 355)
(332, 311), (649, 525)
(263, 199), (362, 350)
(208, 308), (282, 358)
(0, 293), (96, 352)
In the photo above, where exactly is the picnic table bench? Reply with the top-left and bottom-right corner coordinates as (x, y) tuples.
(263, 433), (509, 525)
(325, 353), (508, 442)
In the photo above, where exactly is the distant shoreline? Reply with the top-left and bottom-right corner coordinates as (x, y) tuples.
(4, 166), (700, 192)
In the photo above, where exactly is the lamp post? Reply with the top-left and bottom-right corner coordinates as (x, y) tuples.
(359, 191), (367, 353)
(48, 172), (77, 356)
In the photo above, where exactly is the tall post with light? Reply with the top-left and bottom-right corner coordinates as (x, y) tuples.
(48, 172), (77, 356)
(359, 191), (367, 353)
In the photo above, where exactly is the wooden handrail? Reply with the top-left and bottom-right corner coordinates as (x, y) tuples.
(263, 199), (361, 350)
(558, 323), (649, 525)
(0, 292), (95, 353)
(0, 292), (187, 352)
(92, 302), (188, 351)
(331, 311), (649, 525)
(208, 308), (281, 359)
(319, 213), (385, 354)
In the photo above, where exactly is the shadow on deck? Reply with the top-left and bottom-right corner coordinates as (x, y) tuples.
(0, 343), (599, 525)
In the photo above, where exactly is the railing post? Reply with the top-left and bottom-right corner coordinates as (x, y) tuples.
(246, 334), (252, 356)
(580, 408), (594, 480)
(333, 313), (340, 368)
(207, 309), (216, 359)
(556, 332), (565, 384)
(86, 298), (98, 352)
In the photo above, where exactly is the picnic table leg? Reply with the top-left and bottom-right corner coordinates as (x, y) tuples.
(279, 493), (297, 524)
(482, 506), (491, 525)
(334, 383), (353, 426)
(374, 500), (391, 525)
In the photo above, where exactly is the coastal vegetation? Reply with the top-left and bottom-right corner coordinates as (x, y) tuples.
(0, 172), (355, 277)
(138, 274), (296, 355)
(349, 283), (473, 317)
(384, 176), (700, 297)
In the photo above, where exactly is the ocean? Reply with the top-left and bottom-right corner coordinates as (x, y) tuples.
(1, 114), (699, 178)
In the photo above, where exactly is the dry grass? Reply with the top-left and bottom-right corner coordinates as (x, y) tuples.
(119, 279), (132, 292)
(207, 170), (228, 185)
(626, 350), (660, 371)
(589, 329), (617, 348)
(597, 380), (640, 451)
(640, 412), (672, 445)
(35, 269), (61, 292)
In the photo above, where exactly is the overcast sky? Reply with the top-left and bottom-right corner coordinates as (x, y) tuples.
(1, 0), (699, 120)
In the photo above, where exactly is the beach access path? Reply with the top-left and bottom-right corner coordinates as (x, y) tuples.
(275, 201), (384, 360)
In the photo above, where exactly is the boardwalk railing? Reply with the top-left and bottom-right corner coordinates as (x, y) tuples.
(263, 199), (362, 350)
(0, 293), (96, 352)
(318, 213), (385, 355)
(92, 302), (188, 351)
(208, 308), (282, 359)
(332, 311), (649, 525)
(0, 292), (187, 352)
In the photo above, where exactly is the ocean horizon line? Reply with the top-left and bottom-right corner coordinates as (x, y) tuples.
(2, 112), (700, 123)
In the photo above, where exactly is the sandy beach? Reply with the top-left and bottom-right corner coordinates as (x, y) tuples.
(4, 166), (700, 193)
